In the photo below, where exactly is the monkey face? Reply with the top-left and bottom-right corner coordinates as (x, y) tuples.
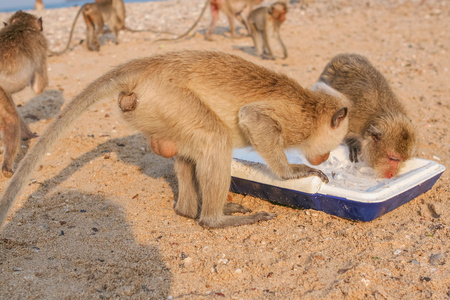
(362, 117), (416, 179)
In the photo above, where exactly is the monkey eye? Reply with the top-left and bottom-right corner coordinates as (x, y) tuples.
(371, 134), (381, 142)
(388, 156), (400, 162)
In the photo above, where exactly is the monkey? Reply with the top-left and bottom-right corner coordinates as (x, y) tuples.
(248, 2), (288, 60)
(154, 0), (263, 43)
(0, 11), (48, 178)
(0, 50), (349, 229)
(51, 0), (176, 54)
(315, 53), (416, 179)
(50, 0), (125, 54)
(35, 0), (45, 10)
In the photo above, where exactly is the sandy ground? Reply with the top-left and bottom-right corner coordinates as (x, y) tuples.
(0, 0), (448, 299)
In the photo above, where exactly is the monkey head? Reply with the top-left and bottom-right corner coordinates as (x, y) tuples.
(361, 113), (416, 179)
(269, 2), (288, 23)
(303, 106), (349, 166)
(7, 11), (43, 32)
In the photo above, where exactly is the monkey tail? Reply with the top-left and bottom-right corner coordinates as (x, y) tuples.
(124, 26), (177, 35)
(48, 5), (86, 56)
(153, 0), (212, 43)
(0, 64), (137, 229)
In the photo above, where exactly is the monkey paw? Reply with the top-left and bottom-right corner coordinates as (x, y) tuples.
(310, 169), (329, 184)
(21, 131), (38, 141)
(289, 164), (329, 183)
(254, 212), (277, 221)
(223, 202), (252, 215)
(349, 146), (360, 163)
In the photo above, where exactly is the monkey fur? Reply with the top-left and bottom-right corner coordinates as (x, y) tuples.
(248, 1), (288, 59)
(0, 51), (348, 229)
(0, 11), (48, 178)
(316, 53), (416, 178)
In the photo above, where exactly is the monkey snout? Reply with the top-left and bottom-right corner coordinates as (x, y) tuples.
(307, 152), (330, 166)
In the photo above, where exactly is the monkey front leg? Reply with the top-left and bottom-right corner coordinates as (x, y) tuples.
(345, 137), (361, 162)
(261, 30), (275, 60)
(239, 104), (329, 183)
(174, 156), (200, 219)
(274, 31), (287, 59)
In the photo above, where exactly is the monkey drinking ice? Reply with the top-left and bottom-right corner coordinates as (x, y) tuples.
(316, 53), (416, 179)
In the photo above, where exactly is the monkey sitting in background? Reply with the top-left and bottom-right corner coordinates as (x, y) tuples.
(248, 1), (288, 59)
(0, 11), (48, 178)
(316, 53), (416, 179)
(0, 51), (349, 229)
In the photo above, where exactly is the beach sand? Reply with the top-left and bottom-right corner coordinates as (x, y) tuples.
(0, 0), (448, 298)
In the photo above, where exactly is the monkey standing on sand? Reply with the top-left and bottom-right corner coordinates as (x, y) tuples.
(154, 0), (263, 43)
(0, 51), (349, 229)
(0, 11), (48, 178)
(51, 0), (125, 54)
(316, 53), (416, 178)
(248, 1), (288, 59)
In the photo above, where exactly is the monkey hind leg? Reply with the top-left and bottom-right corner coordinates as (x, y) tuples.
(174, 156), (200, 220)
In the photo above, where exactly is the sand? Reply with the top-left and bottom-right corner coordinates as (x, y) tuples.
(0, 0), (448, 299)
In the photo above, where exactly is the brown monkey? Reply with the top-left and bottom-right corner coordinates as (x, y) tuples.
(154, 0), (263, 42)
(0, 11), (48, 178)
(35, 0), (45, 10)
(0, 51), (348, 229)
(316, 53), (416, 179)
(50, 0), (125, 54)
(248, 2), (288, 59)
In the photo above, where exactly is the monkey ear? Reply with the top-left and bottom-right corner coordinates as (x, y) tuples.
(367, 124), (383, 142)
(37, 17), (43, 31)
(311, 82), (348, 103)
(331, 107), (348, 128)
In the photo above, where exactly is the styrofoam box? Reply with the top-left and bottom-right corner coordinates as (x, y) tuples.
(230, 145), (445, 221)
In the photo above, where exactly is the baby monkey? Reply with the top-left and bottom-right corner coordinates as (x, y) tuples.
(248, 1), (288, 59)
(0, 51), (349, 229)
(316, 53), (416, 178)
(0, 11), (48, 177)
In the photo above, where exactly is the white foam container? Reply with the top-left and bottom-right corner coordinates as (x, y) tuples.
(230, 145), (445, 221)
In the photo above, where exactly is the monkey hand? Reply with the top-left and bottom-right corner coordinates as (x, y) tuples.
(346, 138), (361, 163)
(289, 164), (329, 183)
(21, 131), (38, 140)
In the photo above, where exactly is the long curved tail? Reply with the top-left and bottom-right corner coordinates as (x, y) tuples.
(49, 5), (85, 56)
(153, 0), (211, 43)
(0, 63), (138, 229)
